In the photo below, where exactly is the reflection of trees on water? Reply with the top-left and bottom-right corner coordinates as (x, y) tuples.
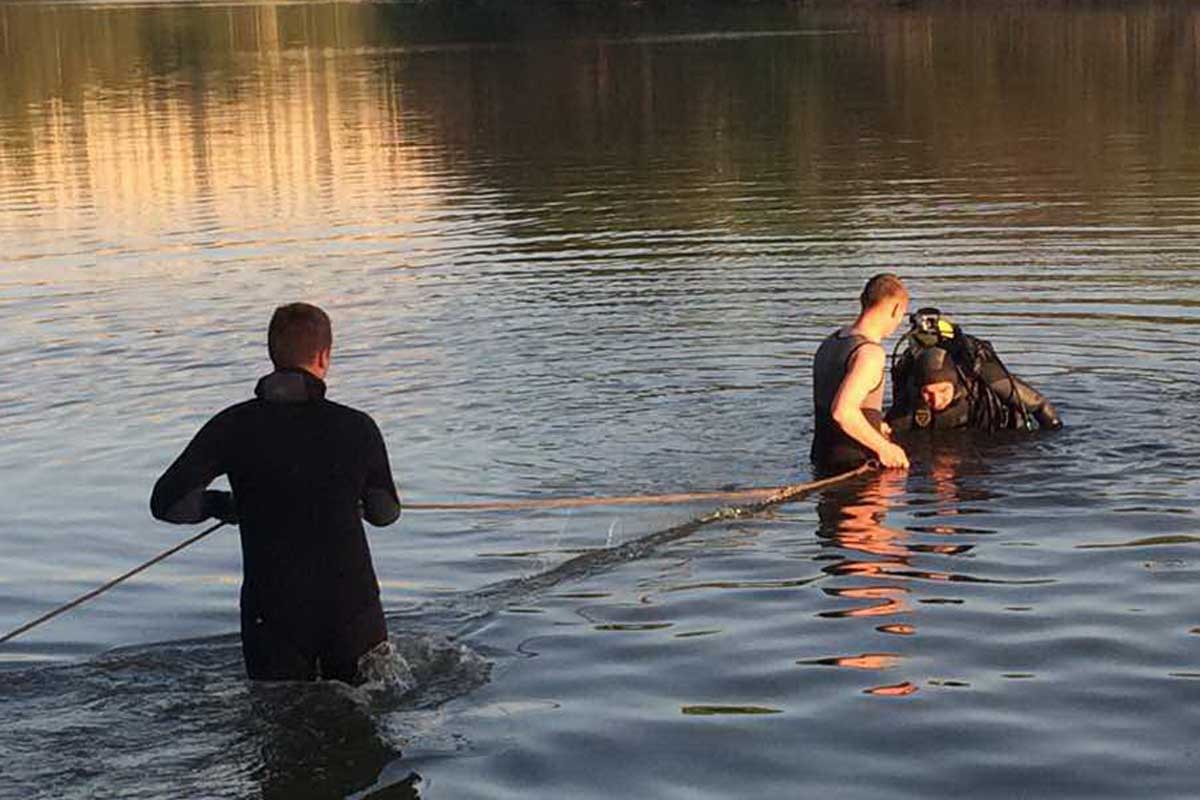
(2, 4), (1199, 236)
(391, 7), (1200, 234)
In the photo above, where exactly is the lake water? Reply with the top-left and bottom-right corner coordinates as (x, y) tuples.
(2, 2), (1199, 797)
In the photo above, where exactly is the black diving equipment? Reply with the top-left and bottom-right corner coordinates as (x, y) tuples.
(891, 309), (1044, 432)
(908, 307), (958, 347)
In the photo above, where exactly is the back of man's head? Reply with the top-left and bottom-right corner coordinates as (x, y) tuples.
(859, 273), (908, 311)
(268, 303), (332, 370)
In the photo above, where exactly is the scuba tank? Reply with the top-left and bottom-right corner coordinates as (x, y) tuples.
(889, 307), (960, 413)
(890, 308), (1035, 432)
(908, 307), (959, 349)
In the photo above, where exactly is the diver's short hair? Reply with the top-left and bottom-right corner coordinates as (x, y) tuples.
(860, 273), (908, 310)
(268, 302), (332, 369)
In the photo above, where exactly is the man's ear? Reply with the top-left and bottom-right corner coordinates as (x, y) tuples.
(317, 347), (331, 371)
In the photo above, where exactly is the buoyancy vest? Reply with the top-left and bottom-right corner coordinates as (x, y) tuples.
(811, 328), (884, 468)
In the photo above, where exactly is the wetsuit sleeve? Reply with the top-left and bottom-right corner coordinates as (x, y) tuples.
(362, 416), (401, 527)
(982, 367), (1063, 430)
(150, 414), (237, 524)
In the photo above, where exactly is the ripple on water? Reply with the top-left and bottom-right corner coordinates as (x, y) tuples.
(0, 630), (490, 798)
(2, 3), (1200, 799)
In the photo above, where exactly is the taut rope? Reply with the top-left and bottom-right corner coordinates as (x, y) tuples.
(0, 463), (876, 645)
(0, 521), (226, 645)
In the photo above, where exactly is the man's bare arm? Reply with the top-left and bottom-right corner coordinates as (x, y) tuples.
(831, 345), (909, 469)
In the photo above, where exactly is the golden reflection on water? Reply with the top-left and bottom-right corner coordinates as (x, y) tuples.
(863, 681), (919, 697)
(3, 2), (1200, 268)
(0, 3), (437, 278)
(810, 448), (1000, 696)
(824, 585), (909, 619)
(812, 452), (979, 696)
(2, 62), (433, 241)
(812, 473), (917, 695)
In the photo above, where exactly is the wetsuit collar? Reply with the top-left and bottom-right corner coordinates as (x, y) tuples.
(255, 368), (327, 403)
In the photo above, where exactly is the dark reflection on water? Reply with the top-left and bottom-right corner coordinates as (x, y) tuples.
(2, 1), (1200, 799)
(0, 631), (485, 799)
(4, 3), (1200, 245)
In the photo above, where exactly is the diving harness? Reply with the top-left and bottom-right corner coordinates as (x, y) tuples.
(890, 308), (1035, 431)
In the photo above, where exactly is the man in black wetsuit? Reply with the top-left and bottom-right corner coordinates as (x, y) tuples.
(811, 273), (911, 474)
(150, 303), (401, 683)
(886, 309), (1062, 434)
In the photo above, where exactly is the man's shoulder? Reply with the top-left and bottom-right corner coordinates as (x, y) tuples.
(819, 327), (847, 343)
(847, 339), (885, 363)
(205, 398), (260, 425)
(319, 398), (383, 431)
(215, 394), (383, 436)
(814, 327), (847, 354)
(819, 327), (882, 350)
(209, 397), (373, 423)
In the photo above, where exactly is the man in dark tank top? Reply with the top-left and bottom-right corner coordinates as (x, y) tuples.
(811, 274), (911, 474)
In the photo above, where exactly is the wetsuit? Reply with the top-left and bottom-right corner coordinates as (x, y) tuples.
(887, 347), (1062, 433)
(811, 328), (885, 472)
(150, 368), (401, 682)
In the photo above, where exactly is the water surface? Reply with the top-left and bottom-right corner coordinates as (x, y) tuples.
(1, 3), (1199, 798)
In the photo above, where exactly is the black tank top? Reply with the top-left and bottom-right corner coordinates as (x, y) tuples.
(810, 328), (884, 469)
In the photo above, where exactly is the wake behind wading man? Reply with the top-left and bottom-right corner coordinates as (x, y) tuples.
(811, 274), (911, 474)
(150, 303), (401, 683)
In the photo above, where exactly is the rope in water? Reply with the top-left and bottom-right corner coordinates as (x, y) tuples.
(0, 463), (873, 646)
(468, 462), (874, 604)
(0, 521), (226, 646)
(407, 486), (792, 512)
(405, 464), (877, 512)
